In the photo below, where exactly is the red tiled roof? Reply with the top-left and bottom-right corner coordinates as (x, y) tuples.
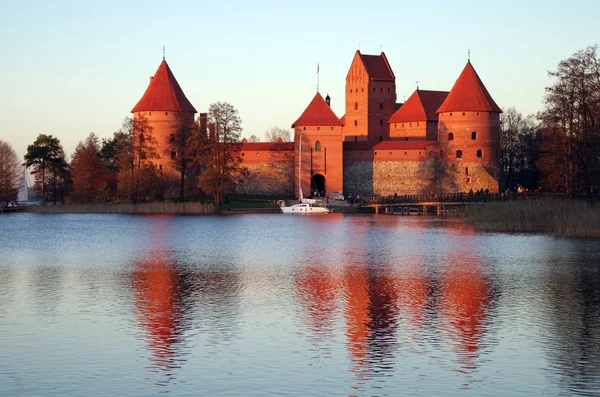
(132, 60), (197, 113)
(340, 114), (346, 125)
(388, 90), (448, 123)
(241, 142), (294, 151)
(437, 62), (501, 114)
(373, 141), (437, 150)
(292, 92), (343, 127)
(359, 51), (395, 81)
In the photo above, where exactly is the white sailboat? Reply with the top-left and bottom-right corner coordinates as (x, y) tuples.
(17, 167), (31, 203)
(280, 136), (329, 214)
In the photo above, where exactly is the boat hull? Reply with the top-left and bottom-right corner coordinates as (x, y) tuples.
(280, 203), (329, 214)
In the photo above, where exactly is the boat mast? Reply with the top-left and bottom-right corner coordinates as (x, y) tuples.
(298, 135), (301, 198)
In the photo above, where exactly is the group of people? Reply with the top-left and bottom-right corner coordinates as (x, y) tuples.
(347, 193), (360, 205)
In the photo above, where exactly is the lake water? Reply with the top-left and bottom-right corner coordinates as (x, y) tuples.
(1, 213), (600, 396)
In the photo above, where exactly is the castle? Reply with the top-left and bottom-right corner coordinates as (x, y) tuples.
(132, 51), (502, 198)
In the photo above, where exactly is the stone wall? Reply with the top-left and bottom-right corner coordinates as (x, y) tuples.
(344, 159), (499, 197)
(236, 162), (294, 195)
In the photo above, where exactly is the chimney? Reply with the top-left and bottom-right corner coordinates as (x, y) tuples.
(208, 123), (216, 141)
(199, 113), (208, 137)
(325, 94), (331, 107)
(149, 76), (153, 83)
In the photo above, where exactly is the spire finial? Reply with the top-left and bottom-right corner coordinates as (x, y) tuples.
(358, 42), (360, 52)
(163, 46), (165, 61)
(468, 49), (470, 63)
(416, 81), (419, 90)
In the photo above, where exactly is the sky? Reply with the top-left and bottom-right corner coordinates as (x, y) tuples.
(1, 0), (599, 160)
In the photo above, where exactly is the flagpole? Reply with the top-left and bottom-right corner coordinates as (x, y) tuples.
(317, 62), (319, 92)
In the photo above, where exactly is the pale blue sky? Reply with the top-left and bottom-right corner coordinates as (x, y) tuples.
(1, 0), (598, 159)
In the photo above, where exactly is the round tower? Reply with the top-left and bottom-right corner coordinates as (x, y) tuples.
(131, 59), (197, 170)
(436, 61), (502, 193)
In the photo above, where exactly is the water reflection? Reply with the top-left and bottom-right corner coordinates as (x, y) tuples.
(541, 247), (600, 396)
(438, 228), (492, 375)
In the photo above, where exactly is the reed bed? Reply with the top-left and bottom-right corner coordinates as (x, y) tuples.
(26, 202), (215, 214)
(463, 199), (600, 238)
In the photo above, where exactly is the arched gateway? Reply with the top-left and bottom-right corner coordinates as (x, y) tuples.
(311, 174), (325, 196)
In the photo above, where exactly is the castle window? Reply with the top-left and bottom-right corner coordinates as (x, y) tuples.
(441, 150), (444, 156)
(171, 151), (177, 159)
(404, 152), (407, 155)
(467, 177), (470, 183)
(159, 165), (162, 170)
(402, 123), (404, 127)
(448, 132), (454, 140)
(355, 102), (358, 110)
(477, 149), (483, 158)
(330, 127), (334, 130)
(388, 88), (390, 92)
(380, 88), (383, 92)
(463, 112), (465, 116)
(389, 152), (392, 155)
(416, 122), (419, 127)
(350, 89), (353, 93)
(379, 103), (383, 110)
(477, 112), (480, 116)
(165, 112), (168, 115)
(409, 122), (412, 127)
(472, 131), (477, 140)
(379, 136), (383, 141)
(303, 127), (306, 130)
(465, 167), (469, 176)
(450, 113), (453, 116)
(242, 152), (245, 156)
(373, 87), (376, 92)
(380, 120), (383, 126)
(354, 120), (358, 126)
(315, 141), (321, 151)
(456, 150), (463, 158)
(429, 151), (435, 158)
(405, 137), (408, 141)
(419, 151), (421, 155)
(149, 112), (152, 116)
(317, 127), (320, 131)
(354, 136), (358, 142)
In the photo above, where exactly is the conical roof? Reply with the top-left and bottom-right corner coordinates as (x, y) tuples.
(132, 60), (197, 113)
(389, 89), (448, 123)
(437, 62), (501, 114)
(292, 92), (343, 127)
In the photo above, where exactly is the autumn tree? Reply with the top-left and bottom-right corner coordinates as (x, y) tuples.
(169, 112), (196, 201)
(189, 102), (245, 206)
(539, 45), (600, 196)
(24, 134), (68, 206)
(264, 126), (291, 142)
(248, 134), (260, 142)
(0, 139), (21, 204)
(501, 107), (540, 190)
(70, 133), (106, 203)
(114, 116), (160, 203)
(419, 146), (458, 195)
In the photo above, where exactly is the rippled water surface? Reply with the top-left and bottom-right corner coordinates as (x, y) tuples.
(1, 213), (600, 396)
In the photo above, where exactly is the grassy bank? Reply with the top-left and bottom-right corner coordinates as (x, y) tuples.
(26, 202), (215, 214)
(463, 199), (600, 238)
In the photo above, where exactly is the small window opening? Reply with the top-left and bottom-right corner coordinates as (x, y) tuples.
(380, 120), (383, 126)
(471, 131), (477, 140)
(379, 136), (383, 141)
(171, 151), (177, 159)
(373, 87), (376, 92)
(379, 103), (383, 110)
(456, 150), (463, 158)
(448, 132), (454, 140)
(354, 102), (358, 110)
(477, 149), (483, 158)
(315, 141), (321, 151)
(465, 167), (469, 176)
(354, 120), (358, 126)
(165, 112), (168, 115)
(317, 127), (320, 131)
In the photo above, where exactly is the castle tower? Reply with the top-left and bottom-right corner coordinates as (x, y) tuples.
(436, 61), (502, 192)
(131, 59), (197, 169)
(292, 92), (344, 198)
(388, 89), (448, 141)
(344, 51), (396, 142)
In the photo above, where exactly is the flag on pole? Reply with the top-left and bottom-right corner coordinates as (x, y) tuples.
(316, 63), (319, 74)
